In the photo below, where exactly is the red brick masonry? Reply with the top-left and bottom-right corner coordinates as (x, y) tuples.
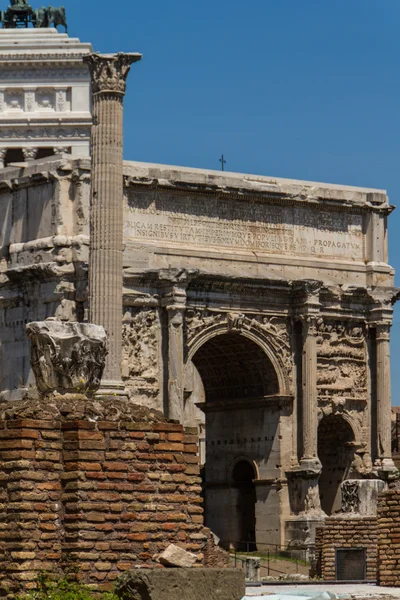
(0, 398), (221, 595)
(314, 516), (378, 581)
(378, 489), (400, 586)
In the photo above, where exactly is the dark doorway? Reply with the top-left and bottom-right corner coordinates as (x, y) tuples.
(318, 415), (355, 515)
(231, 460), (257, 551)
(191, 332), (280, 548)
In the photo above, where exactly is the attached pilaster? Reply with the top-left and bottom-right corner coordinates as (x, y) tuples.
(286, 280), (324, 545)
(84, 52), (141, 395)
(292, 280), (322, 471)
(301, 315), (320, 468)
(160, 268), (198, 423)
(376, 322), (394, 467)
(164, 286), (187, 422)
(368, 288), (399, 476)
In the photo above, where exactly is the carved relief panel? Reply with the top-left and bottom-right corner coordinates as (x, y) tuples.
(316, 320), (368, 449)
(4, 89), (24, 111)
(36, 88), (56, 111)
(317, 320), (367, 402)
(121, 308), (161, 407)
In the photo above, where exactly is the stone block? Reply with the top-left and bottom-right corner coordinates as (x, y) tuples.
(159, 544), (197, 568)
(26, 321), (107, 396)
(115, 569), (245, 600)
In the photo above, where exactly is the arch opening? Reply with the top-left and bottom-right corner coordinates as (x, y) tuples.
(191, 332), (279, 403)
(186, 332), (282, 549)
(318, 415), (356, 515)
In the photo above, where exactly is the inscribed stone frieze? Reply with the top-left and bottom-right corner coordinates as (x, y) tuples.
(125, 192), (364, 261)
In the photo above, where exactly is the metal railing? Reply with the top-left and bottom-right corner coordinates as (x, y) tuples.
(223, 541), (312, 581)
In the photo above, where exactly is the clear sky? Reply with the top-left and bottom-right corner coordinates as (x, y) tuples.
(67, 0), (400, 400)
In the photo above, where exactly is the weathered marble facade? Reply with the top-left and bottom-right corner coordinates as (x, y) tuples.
(0, 156), (397, 549)
(0, 29), (92, 164)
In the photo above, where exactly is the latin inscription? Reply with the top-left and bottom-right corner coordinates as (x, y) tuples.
(124, 192), (364, 260)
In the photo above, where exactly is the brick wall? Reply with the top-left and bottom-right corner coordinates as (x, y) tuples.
(314, 516), (378, 581)
(378, 489), (400, 586)
(0, 398), (214, 596)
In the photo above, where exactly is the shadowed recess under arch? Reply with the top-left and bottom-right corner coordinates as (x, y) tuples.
(191, 332), (279, 403)
(318, 414), (356, 515)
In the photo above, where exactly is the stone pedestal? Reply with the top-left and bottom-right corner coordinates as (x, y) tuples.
(286, 464), (325, 551)
(341, 479), (385, 516)
(84, 52), (141, 395)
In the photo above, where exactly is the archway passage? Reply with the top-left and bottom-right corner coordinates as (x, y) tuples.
(318, 415), (355, 515)
(190, 332), (281, 548)
(232, 460), (257, 551)
(192, 332), (279, 402)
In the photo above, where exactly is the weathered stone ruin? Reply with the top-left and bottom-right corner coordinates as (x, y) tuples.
(0, 22), (399, 594)
(0, 320), (229, 595)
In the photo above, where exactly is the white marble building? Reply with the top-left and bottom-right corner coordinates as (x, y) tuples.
(0, 28), (92, 165)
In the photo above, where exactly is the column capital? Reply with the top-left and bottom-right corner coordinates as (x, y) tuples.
(292, 279), (322, 317)
(163, 286), (187, 313)
(376, 322), (391, 341)
(300, 314), (320, 337)
(83, 52), (142, 96)
(22, 147), (38, 161)
(293, 279), (323, 300)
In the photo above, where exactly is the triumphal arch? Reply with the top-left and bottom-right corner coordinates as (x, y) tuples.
(0, 17), (397, 553)
(0, 148), (397, 549)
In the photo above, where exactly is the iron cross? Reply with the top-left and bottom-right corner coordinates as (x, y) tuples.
(219, 154), (226, 171)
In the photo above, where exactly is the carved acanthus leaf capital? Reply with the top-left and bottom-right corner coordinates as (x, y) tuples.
(158, 268), (199, 286)
(83, 53), (142, 96)
(376, 322), (391, 342)
(301, 314), (320, 337)
(26, 320), (108, 397)
(293, 279), (323, 301)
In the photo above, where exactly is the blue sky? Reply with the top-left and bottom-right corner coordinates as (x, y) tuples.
(67, 0), (400, 400)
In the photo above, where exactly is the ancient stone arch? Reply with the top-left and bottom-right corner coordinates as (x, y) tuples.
(229, 456), (260, 482)
(318, 414), (357, 515)
(185, 312), (293, 396)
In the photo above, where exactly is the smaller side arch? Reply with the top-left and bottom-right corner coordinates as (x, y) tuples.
(318, 414), (357, 515)
(229, 456), (260, 483)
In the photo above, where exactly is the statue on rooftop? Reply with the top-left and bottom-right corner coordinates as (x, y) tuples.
(10, 0), (29, 7)
(1, 0), (67, 30)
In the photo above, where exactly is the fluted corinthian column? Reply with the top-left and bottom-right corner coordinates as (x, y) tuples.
(301, 316), (320, 469)
(376, 323), (395, 468)
(84, 52), (142, 394)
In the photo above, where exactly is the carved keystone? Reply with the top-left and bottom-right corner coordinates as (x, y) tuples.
(26, 320), (108, 397)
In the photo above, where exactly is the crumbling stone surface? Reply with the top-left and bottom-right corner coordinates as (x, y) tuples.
(26, 320), (107, 396)
(0, 396), (167, 422)
(203, 531), (230, 568)
(115, 568), (245, 600)
(159, 544), (197, 568)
